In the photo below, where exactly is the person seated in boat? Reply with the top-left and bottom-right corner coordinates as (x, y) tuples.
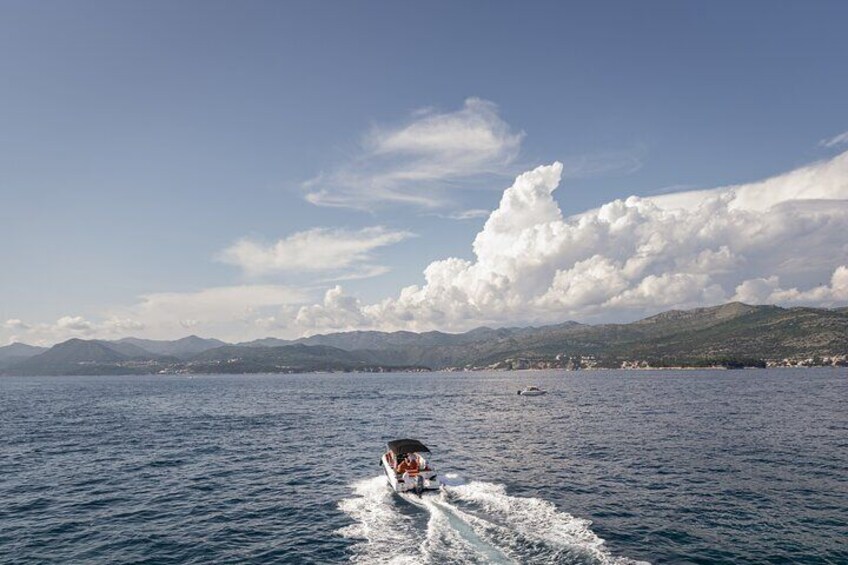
(396, 453), (420, 478)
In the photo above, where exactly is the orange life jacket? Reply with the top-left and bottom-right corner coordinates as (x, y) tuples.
(397, 459), (420, 476)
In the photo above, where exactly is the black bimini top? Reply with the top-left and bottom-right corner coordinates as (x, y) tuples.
(387, 439), (431, 454)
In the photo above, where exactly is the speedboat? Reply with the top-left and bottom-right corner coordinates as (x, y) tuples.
(381, 439), (442, 496)
(518, 385), (547, 396)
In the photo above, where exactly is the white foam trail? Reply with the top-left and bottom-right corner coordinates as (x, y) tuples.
(337, 476), (503, 564)
(440, 472), (467, 487)
(410, 494), (515, 564)
(337, 476), (422, 564)
(448, 481), (648, 564)
(337, 476), (649, 565)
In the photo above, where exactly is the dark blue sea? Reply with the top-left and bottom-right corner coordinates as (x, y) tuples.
(1, 368), (846, 564)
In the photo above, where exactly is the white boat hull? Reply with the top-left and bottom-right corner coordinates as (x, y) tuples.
(519, 390), (547, 396)
(381, 454), (442, 494)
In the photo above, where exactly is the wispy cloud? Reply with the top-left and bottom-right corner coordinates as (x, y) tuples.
(434, 208), (491, 221)
(303, 98), (524, 210)
(644, 183), (699, 196)
(559, 146), (645, 179)
(218, 226), (414, 277)
(820, 130), (848, 148)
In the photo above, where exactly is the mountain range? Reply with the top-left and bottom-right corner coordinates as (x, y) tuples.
(2, 302), (846, 376)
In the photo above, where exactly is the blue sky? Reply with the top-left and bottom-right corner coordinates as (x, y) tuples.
(2, 1), (848, 344)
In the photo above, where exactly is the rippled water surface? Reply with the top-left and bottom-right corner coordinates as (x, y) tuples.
(1, 369), (846, 564)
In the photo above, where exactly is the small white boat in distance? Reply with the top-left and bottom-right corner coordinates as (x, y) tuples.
(518, 385), (547, 396)
(381, 439), (442, 496)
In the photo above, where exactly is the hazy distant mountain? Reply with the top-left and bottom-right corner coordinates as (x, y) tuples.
(4, 338), (182, 376)
(185, 343), (417, 373)
(8, 339), (138, 375)
(97, 340), (164, 359)
(0, 343), (48, 370)
(237, 337), (292, 348)
(294, 330), (462, 350)
(238, 327), (529, 352)
(3, 302), (846, 376)
(0, 342), (46, 360)
(117, 335), (226, 358)
(287, 324), (568, 351)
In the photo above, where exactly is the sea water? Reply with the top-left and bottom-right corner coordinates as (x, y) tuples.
(1, 369), (846, 564)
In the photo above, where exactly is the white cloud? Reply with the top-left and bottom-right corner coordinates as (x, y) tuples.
(298, 151), (848, 332)
(100, 317), (146, 334)
(303, 98), (524, 209)
(219, 226), (413, 278)
(440, 209), (491, 221)
(4, 319), (30, 331)
(55, 315), (95, 333)
(318, 265), (392, 283)
(296, 285), (367, 332)
(733, 266), (848, 305)
(820, 130), (848, 148)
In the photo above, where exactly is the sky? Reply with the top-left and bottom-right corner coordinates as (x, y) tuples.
(2, 0), (848, 345)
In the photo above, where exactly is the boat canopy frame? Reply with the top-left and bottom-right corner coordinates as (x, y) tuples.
(386, 439), (431, 455)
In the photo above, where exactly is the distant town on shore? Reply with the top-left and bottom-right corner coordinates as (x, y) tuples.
(1, 302), (846, 376)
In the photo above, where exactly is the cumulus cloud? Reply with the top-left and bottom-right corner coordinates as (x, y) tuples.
(303, 98), (524, 209)
(297, 151), (848, 332)
(55, 316), (95, 333)
(296, 285), (367, 331)
(218, 226), (413, 278)
(733, 266), (848, 305)
(820, 130), (848, 148)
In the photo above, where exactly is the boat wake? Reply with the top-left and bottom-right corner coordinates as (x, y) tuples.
(337, 475), (649, 564)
